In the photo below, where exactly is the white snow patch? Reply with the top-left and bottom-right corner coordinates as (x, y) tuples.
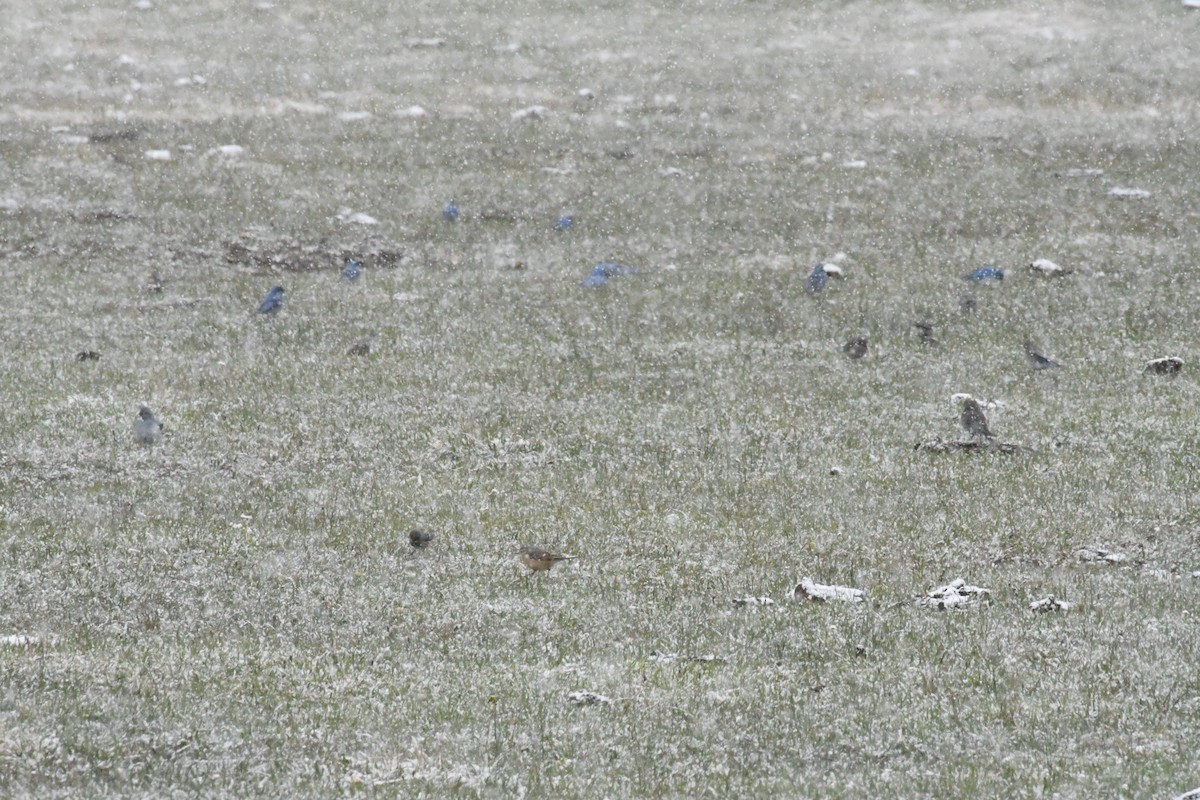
(841, 159), (867, 169)
(730, 596), (775, 607)
(511, 105), (549, 121)
(1029, 258), (1072, 276)
(659, 167), (685, 178)
(790, 578), (865, 603)
(950, 393), (1004, 411)
(208, 144), (245, 157)
(568, 690), (613, 706)
(144, 150), (172, 161)
(60, 134), (90, 145)
(1078, 546), (1127, 564)
(337, 111), (373, 122)
(577, 88), (595, 100)
(395, 105), (427, 118)
(1, 634), (54, 647)
(917, 578), (991, 610)
(1029, 596), (1071, 613)
(1107, 187), (1151, 199)
(335, 208), (380, 225)
(1058, 167), (1104, 177)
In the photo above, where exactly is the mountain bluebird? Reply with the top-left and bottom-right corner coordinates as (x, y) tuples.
(341, 259), (362, 282)
(581, 261), (637, 287)
(805, 263), (829, 294)
(842, 336), (868, 360)
(519, 546), (577, 573)
(134, 406), (163, 444)
(554, 214), (574, 232)
(964, 266), (1004, 282)
(258, 285), (285, 315)
(442, 200), (460, 222)
(1023, 340), (1061, 370)
(959, 397), (995, 440)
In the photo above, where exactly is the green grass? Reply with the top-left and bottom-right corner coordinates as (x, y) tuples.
(3, 0), (1200, 797)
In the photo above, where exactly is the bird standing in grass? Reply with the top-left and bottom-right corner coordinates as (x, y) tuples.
(842, 336), (868, 360)
(519, 546), (577, 573)
(442, 200), (460, 222)
(959, 397), (995, 440)
(341, 259), (362, 282)
(1023, 340), (1061, 370)
(805, 263), (829, 294)
(134, 406), (163, 445)
(258, 285), (285, 315)
(409, 528), (434, 549)
(914, 322), (940, 346)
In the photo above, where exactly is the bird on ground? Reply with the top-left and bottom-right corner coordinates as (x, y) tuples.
(914, 322), (940, 346)
(409, 529), (435, 549)
(519, 546), (577, 573)
(341, 259), (362, 282)
(959, 397), (995, 440)
(442, 200), (460, 222)
(805, 263), (829, 294)
(258, 285), (285, 315)
(554, 214), (574, 232)
(1023, 340), (1061, 370)
(581, 261), (637, 288)
(76, 350), (101, 362)
(959, 293), (978, 313)
(964, 266), (1004, 282)
(134, 405), (163, 445)
(842, 336), (868, 360)
(1143, 356), (1184, 378)
(347, 336), (374, 356)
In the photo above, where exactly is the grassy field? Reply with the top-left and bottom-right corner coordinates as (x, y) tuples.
(3, 0), (1200, 796)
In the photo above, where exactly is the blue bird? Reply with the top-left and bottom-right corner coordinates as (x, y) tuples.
(341, 259), (362, 282)
(1023, 340), (1061, 370)
(258, 285), (285, 315)
(805, 263), (829, 294)
(554, 214), (574, 232)
(964, 266), (1004, 282)
(442, 200), (460, 222)
(580, 261), (637, 287)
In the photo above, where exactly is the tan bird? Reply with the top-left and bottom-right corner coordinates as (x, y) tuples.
(519, 546), (577, 573)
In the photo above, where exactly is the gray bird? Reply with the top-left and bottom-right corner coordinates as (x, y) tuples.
(914, 322), (940, 346)
(1023, 340), (1061, 370)
(409, 528), (434, 549)
(134, 405), (163, 444)
(959, 397), (995, 440)
(842, 336), (868, 360)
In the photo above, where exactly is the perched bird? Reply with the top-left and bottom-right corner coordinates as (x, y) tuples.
(442, 200), (460, 222)
(842, 336), (868, 360)
(519, 546), (577, 573)
(1023, 340), (1061, 370)
(958, 293), (978, 313)
(964, 266), (1004, 282)
(914, 322), (940, 346)
(1143, 356), (1184, 378)
(257, 285), (285, 315)
(959, 397), (995, 440)
(409, 528), (435, 549)
(805, 262), (829, 294)
(341, 259), (363, 282)
(134, 405), (163, 445)
(554, 214), (574, 232)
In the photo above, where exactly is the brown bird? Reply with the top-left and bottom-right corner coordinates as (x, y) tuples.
(519, 546), (577, 573)
(409, 528), (434, 549)
(842, 336), (868, 360)
(959, 397), (995, 440)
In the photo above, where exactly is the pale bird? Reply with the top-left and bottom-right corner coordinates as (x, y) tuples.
(519, 546), (577, 573)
